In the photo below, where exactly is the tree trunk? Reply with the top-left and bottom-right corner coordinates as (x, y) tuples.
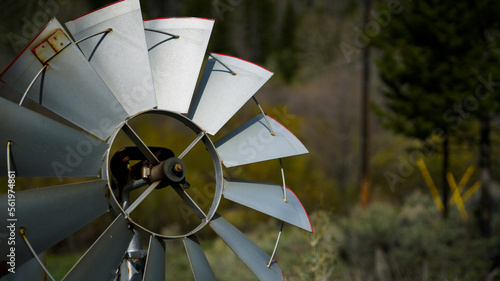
(442, 136), (449, 219)
(479, 117), (492, 236)
(360, 0), (371, 209)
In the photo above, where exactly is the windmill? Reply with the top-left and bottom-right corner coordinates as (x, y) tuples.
(0, 0), (311, 280)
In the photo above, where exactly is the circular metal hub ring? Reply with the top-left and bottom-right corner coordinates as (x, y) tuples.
(105, 109), (223, 239)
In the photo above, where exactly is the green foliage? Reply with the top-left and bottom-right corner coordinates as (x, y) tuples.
(373, 0), (500, 140)
(46, 252), (82, 280)
(290, 211), (338, 281)
(337, 191), (499, 280)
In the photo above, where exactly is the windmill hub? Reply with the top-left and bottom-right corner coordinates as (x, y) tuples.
(105, 110), (224, 239)
(149, 157), (187, 184)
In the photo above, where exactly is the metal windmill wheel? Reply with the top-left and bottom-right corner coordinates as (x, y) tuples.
(0, 0), (312, 280)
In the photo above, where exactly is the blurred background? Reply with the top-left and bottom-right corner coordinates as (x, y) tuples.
(0, 0), (499, 280)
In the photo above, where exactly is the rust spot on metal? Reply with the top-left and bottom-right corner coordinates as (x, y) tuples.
(32, 29), (71, 64)
(32, 41), (56, 64)
(48, 29), (71, 53)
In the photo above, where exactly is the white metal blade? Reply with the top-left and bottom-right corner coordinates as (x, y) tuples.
(0, 96), (108, 177)
(0, 18), (127, 140)
(0, 180), (109, 270)
(223, 178), (312, 232)
(145, 17), (213, 113)
(183, 235), (216, 281)
(214, 114), (308, 167)
(188, 53), (273, 135)
(210, 214), (283, 281)
(66, 0), (157, 116)
(142, 236), (166, 281)
(63, 214), (133, 281)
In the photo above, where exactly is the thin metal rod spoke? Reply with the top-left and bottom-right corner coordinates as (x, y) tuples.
(267, 221), (284, 268)
(19, 228), (56, 281)
(19, 64), (49, 106)
(6, 141), (13, 174)
(75, 28), (113, 62)
(178, 132), (205, 160)
(74, 28), (113, 45)
(208, 53), (237, 75)
(172, 184), (206, 220)
(145, 28), (180, 39)
(125, 181), (160, 215)
(279, 159), (287, 203)
(122, 123), (160, 165)
(252, 96), (275, 136)
(38, 64), (47, 105)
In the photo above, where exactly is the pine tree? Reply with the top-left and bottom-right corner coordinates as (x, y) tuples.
(373, 0), (500, 222)
(242, 0), (276, 63)
(277, 2), (299, 83)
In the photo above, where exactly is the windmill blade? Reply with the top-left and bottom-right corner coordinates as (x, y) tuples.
(0, 18), (127, 140)
(214, 114), (308, 167)
(63, 214), (133, 281)
(0, 180), (109, 269)
(223, 179), (312, 232)
(188, 53), (273, 135)
(65, 0), (156, 116)
(183, 235), (216, 281)
(0, 253), (46, 281)
(142, 236), (166, 281)
(145, 17), (214, 113)
(210, 214), (283, 281)
(0, 97), (108, 177)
